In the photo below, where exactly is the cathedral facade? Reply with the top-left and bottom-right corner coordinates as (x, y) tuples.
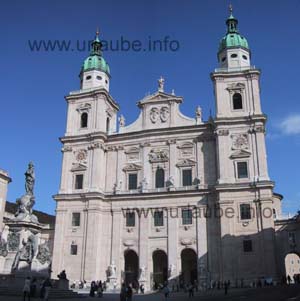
(51, 11), (284, 289)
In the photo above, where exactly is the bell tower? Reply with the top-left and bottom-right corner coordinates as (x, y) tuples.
(212, 7), (268, 184)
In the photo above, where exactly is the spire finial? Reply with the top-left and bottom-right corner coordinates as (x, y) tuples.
(96, 27), (100, 37)
(229, 3), (233, 14)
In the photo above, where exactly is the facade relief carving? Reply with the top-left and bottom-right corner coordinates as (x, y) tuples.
(231, 133), (249, 150)
(160, 107), (169, 122)
(148, 149), (169, 163)
(7, 231), (20, 251)
(150, 107), (159, 123)
(36, 241), (51, 265)
(0, 238), (8, 257)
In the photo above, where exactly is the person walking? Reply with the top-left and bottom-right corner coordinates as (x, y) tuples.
(23, 277), (31, 301)
(120, 283), (127, 301)
(43, 278), (52, 301)
(162, 283), (170, 300)
(188, 283), (194, 298)
(127, 284), (133, 301)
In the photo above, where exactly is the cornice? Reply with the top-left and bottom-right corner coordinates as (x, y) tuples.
(65, 88), (119, 111)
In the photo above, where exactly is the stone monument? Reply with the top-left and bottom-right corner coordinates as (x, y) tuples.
(0, 162), (52, 289)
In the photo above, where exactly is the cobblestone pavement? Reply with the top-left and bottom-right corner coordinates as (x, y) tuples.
(1, 285), (300, 301)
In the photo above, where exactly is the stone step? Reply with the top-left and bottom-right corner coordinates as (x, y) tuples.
(0, 287), (82, 298)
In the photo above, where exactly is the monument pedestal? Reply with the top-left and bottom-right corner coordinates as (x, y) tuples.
(107, 276), (118, 291)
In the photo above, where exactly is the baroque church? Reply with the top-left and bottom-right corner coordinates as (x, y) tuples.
(0, 9), (299, 291)
(51, 9), (283, 289)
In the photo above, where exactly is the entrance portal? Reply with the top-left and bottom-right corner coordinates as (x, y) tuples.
(152, 250), (168, 287)
(124, 250), (139, 287)
(285, 253), (300, 282)
(181, 248), (197, 285)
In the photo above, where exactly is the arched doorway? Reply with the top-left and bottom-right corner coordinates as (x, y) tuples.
(153, 250), (168, 287)
(285, 253), (300, 282)
(124, 250), (139, 287)
(181, 248), (197, 285)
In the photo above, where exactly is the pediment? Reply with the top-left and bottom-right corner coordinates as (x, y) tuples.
(125, 147), (140, 154)
(226, 82), (245, 91)
(230, 149), (251, 159)
(71, 163), (87, 172)
(123, 163), (142, 171)
(176, 158), (196, 167)
(177, 142), (194, 149)
(137, 91), (182, 107)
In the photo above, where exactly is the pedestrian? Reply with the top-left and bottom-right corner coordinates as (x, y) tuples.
(140, 283), (145, 294)
(127, 284), (133, 301)
(30, 277), (37, 298)
(43, 278), (52, 301)
(23, 277), (31, 301)
(162, 283), (170, 299)
(97, 281), (103, 298)
(120, 283), (126, 301)
(90, 281), (96, 297)
(224, 281), (228, 295)
(188, 283), (194, 298)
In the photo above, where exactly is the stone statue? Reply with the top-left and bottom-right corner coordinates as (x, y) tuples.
(36, 241), (51, 265)
(168, 264), (175, 278)
(108, 261), (117, 278)
(160, 107), (169, 122)
(139, 178), (148, 192)
(113, 180), (122, 194)
(25, 162), (35, 196)
(139, 265), (146, 280)
(12, 234), (37, 271)
(166, 176), (175, 188)
(158, 76), (165, 92)
(14, 194), (38, 223)
(119, 115), (125, 127)
(14, 163), (39, 223)
(196, 105), (202, 118)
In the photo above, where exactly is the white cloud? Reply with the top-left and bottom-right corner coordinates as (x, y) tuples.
(279, 114), (300, 135)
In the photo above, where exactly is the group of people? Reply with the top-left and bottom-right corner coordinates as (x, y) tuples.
(23, 277), (52, 301)
(283, 274), (300, 285)
(89, 280), (106, 297)
(120, 283), (133, 301)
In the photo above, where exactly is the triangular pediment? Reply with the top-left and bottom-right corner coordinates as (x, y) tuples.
(137, 91), (182, 107)
(71, 163), (87, 172)
(176, 158), (196, 167)
(230, 149), (251, 159)
(123, 163), (142, 171)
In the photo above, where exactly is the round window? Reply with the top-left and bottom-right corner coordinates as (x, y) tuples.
(231, 54), (238, 58)
(86, 75), (92, 80)
(97, 76), (102, 80)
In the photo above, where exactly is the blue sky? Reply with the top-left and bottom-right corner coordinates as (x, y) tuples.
(0, 0), (299, 215)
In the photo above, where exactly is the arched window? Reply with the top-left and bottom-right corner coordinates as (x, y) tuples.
(106, 117), (110, 133)
(155, 168), (165, 188)
(80, 112), (88, 128)
(233, 93), (243, 110)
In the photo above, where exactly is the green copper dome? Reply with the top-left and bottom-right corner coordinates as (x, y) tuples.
(218, 11), (249, 53)
(81, 33), (110, 76)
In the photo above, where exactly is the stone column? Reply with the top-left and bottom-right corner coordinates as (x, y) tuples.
(108, 209), (122, 289)
(138, 213), (149, 290)
(167, 207), (178, 288)
(196, 204), (208, 288)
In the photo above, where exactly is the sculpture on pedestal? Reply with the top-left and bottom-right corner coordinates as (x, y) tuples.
(14, 162), (38, 223)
